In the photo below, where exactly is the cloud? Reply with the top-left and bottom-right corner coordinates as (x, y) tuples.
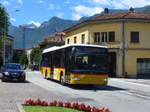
(56, 12), (64, 18)
(48, 4), (61, 10)
(87, 0), (111, 6)
(38, 0), (45, 4)
(72, 5), (103, 20)
(87, 0), (150, 9)
(65, 1), (71, 4)
(16, 0), (23, 4)
(10, 18), (16, 22)
(28, 21), (41, 27)
(48, 4), (55, 9)
(0, 1), (11, 5)
(72, 13), (82, 20)
(116, 0), (150, 8)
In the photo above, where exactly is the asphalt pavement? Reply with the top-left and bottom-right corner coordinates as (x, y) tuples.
(0, 70), (150, 112)
(0, 73), (63, 112)
(27, 71), (150, 112)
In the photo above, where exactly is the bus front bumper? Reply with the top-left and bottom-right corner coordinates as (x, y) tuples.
(69, 74), (108, 85)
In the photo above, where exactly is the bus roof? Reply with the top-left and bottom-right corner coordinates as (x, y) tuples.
(42, 44), (107, 54)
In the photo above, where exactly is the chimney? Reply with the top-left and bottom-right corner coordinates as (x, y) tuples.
(104, 8), (109, 14)
(129, 7), (134, 12)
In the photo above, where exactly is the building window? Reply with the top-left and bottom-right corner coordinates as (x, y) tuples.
(94, 32), (100, 43)
(131, 32), (139, 43)
(74, 37), (77, 44)
(101, 32), (107, 42)
(137, 58), (150, 75)
(67, 39), (70, 44)
(109, 32), (115, 42)
(81, 34), (85, 44)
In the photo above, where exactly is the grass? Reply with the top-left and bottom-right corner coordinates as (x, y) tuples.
(23, 106), (83, 112)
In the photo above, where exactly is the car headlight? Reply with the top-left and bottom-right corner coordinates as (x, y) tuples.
(4, 72), (9, 76)
(72, 77), (80, 81)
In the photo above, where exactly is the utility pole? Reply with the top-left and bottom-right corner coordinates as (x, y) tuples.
(121, 20), (125, 77)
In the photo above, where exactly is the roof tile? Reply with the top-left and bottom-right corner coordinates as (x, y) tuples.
(87, 12), (150, 21)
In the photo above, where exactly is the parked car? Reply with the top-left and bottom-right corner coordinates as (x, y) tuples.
(32, 64), (39, 71)
(1, 63), (26, 82)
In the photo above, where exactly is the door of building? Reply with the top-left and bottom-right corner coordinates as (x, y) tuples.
(137, 58), (150, 78)
(108, 52), (116, 77)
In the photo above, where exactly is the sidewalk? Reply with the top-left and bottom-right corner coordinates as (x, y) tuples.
(0, 79), (62, 112)
(110, 78), (150, 85)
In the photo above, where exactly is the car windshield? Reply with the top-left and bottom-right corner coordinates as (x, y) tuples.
(5, 64), (21, 70)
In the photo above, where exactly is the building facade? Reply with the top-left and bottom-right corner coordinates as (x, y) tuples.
(5, 35), (14, 63)
(64, 9), (150, 78)
(39, 32), (65, 49)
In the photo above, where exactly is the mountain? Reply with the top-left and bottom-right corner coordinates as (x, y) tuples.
(9, 16), (78, 48)
(9, 5), (150, 48)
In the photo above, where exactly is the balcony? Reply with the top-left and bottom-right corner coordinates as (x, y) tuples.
(90, 41), (121, 48)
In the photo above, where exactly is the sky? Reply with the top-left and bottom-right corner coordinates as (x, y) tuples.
(0, 0), (150, 27)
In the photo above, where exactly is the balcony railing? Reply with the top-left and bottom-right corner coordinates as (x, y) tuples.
(90, 41), (121, 48)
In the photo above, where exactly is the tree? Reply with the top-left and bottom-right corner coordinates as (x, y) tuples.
(0, 37), (3, 67)
(0, 3), (9, 66)
(0, 3), (9, 35)
(30, 47), (42, 65)
(19, 53), (28, 68)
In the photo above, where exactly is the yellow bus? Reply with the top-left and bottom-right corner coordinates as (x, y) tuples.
(40, 44), (108, 85)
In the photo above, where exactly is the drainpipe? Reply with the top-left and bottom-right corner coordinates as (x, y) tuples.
(121, 20), (125, 77)
(87, 27), (90, 44)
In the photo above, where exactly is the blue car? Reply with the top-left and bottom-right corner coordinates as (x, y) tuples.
(1, 63), (26, 82)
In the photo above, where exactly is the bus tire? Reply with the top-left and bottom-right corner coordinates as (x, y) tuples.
(44, 70), (48, 79)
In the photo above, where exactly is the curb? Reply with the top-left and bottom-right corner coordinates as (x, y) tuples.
(17, 103), (25, 112)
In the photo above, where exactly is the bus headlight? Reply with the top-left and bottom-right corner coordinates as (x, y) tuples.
(103, 78), (108, 82)
(72, 77), (80, 81)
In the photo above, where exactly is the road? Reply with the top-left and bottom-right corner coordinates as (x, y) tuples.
(27, 71), (150, 112)
(0, 72), (62, 112)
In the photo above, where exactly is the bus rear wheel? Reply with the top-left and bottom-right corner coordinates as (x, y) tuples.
(44, 71), (48, 79)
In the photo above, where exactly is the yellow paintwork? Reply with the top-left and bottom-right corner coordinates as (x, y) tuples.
(41, 67), (51, 78)
(65, 21), (150, 77)
(53, 68), (65, 81)
(70, 73), (108, 85)
(125, 50), (150, 76)
(41, 67), (65, 80)
(41, 66), (108, 85)
(66, 22), (121, 45)
(125, 22), (150, 48)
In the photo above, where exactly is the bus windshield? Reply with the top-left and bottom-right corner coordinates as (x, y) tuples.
(71, 53), (108, 74)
